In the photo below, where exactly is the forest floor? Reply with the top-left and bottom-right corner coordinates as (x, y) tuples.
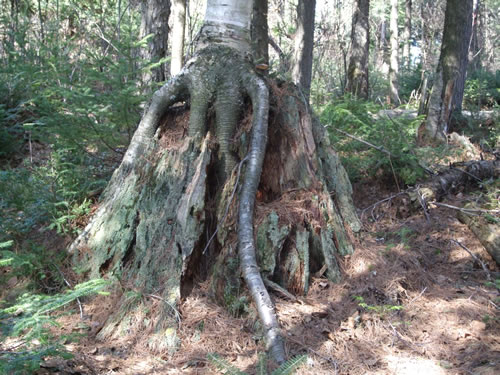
(18, 176), (497, 375)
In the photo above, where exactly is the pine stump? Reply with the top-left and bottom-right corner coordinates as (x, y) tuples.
(69, 77), (361, 353)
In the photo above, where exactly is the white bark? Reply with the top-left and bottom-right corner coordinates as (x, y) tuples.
(205, 0), (252, 29)
(171, 0), (186, 76)
(197, 0), (253, 53)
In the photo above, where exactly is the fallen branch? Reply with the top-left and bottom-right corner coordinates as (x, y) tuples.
(264, 278), (300, 303)
(450, 240), (491, 280)
(432, 202), (500, 214)
(360, 191), (408, 221)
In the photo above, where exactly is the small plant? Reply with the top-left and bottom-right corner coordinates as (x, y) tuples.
(354, 295), (403, 317)
(484, 278), (500, 291)
(208, 352), (307, 375)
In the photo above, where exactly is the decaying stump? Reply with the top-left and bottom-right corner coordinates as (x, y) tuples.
(69, 80), (361, 353)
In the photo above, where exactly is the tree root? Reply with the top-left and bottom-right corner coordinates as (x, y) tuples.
(71, 45), (286, 363)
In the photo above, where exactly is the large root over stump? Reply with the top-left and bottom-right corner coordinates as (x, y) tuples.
(69, 46), (361, 362)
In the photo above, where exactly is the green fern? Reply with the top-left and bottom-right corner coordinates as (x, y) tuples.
(207, 353), (246, 375)
(257, 352), (267, 375)
(0, 279), (110, 373)
(207, 352), (307, 375)
(272, 355), (308, 375)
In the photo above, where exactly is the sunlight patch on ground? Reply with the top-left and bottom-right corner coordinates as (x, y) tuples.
(384, 355), (446, 375)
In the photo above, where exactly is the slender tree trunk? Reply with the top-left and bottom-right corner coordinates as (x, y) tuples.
(292, 0), (316, 102)
(375, 19), (390, 75)
(469, 0), (482, 71)
(140, 0), (170, 85)
(422, 0), (473, 143)
(346, 0), (370, 99)
(418, 0), (433, 115)
(402, 0), (412, 69)
(8, 0), (19, 47)
(37, 0), (44, 42)
(170, 0), (186, 76)
(251, 0), (269, 66)
(482, 3), (495, 70)
(389, 0), (400, 104)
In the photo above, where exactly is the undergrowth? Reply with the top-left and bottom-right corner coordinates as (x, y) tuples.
(320, 97), (430, 185)
(0, 3), (146, 373)
(0, 240), (110, 374)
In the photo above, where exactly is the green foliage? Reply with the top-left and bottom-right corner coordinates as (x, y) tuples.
(484, 278), (500, 291)
(463, 69), (500, 110)
(0, 278), (110, 374)
(0, 241), (66, 291)
(321, 97), (427, 185)
(398, 66), (424, 107)
(0, 149), (108, 238)
(0, 0), (150, 242)
(353, 295), (403, 317)
(208, 353), (246, 375)
(208, 353), (307, 375)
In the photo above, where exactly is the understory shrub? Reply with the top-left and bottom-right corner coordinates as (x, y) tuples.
(321, 97), (427, 185)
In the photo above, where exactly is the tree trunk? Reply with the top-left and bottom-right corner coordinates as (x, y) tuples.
(389, 0), (400, 104)
(402, 0), (412, 69)
(346, 0), (370, 99)
(170, 0), (186, 76)
(251, 0), (269, 66)
(291, 0), (316, 102)
(139, 0), (170, 85)
(70, 0), (360, 364)
(422, 0), (473, 143)
(482, 3), (495, 71)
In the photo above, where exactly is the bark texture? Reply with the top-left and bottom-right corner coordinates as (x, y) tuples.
(251, 0), (269, 65)
(70, 70), (360, 362)
(139, 0), (171, 84)
(469, 0), (483, 71)
(423, 0), (473, 143)
(292, 0), (316, 101)
(346, 0), (370, 99)
(416, 160), (499, 203)
(458, 212), (500, 266)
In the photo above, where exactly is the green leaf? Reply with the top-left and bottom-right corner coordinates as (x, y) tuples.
(272, 355), (308, 375)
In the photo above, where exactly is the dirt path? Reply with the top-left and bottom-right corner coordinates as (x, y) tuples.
(37, 182), (499, 375)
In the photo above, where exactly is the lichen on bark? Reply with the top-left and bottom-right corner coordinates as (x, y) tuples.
(69, 37), (360, 365)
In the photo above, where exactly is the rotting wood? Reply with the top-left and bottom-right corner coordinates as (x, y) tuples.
(362, 159), (499, 221)
(457, 212), (500, 266)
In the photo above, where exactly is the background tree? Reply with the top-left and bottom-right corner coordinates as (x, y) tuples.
(292, 0), (316, 101)
(417, 0), (445, 115)
(402, 0), (412, 69)
(346, 0), (370, 98)
(139, 0), (171, 85)
(422, 0), (474, 142)
(389, 0), (400, 104)
(252, 0), (269, 66)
